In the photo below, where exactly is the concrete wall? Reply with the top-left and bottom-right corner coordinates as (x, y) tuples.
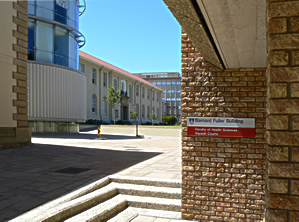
(181, 30), (267, 221)
(266, 0), (299, 220)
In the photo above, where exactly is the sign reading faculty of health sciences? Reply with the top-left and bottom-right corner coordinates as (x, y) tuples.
(187, 117), (255, 138)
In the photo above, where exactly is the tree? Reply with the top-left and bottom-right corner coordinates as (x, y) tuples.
(151, 111), (156, 125)
(105, 86), (120, 124)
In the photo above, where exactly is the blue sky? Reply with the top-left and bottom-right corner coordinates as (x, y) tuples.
(80, 0), (181, 73)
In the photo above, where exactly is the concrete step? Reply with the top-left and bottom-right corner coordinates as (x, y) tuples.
(9, 175), (182, 222)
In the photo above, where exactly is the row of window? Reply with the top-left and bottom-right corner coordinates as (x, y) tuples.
(163, 90), (181, 93)
(162, 98), (181, 101)
(92, 95), (159, 119)
(152, 82), (181, 86)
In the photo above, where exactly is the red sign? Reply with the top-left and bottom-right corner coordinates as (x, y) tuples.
(187, 117), (255, 138)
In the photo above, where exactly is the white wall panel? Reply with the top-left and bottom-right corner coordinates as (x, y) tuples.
(28, 62), (86, 122)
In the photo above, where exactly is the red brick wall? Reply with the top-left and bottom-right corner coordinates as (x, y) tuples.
(266, 0), (299, 221)
(181, 30), (267, 221)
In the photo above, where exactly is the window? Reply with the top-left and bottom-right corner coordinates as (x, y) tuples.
(162, 82), (166, 85)
(103, 98), (107, 115)
(36, 21), (53, 63)
(92, 68), (96, 84)
(142, 105), (145, 118)
(147, 89), (150, 99)
(136, 104), (139, 118)
(147, 106), (150, 118)
(121, 80), (126, 93)
(79, 63), (84, 73)
(136, 85), (139, 96)
(157, 108), (159, 117)
(176, 82), (181, 85)
(172, 82), (176, 85)
(152, 91), (155, 101)
(54, 26), (68, 66)
(28, 20), (35, 60)
(152, 82), (156, 85)
(142, 87), (145, 98)
(167, 82), (171, 85)
(157, 82), (161, 85)
(157, 94), (159, 102)
(114, 79), (117, 90)
(92, 95), (96, 113)
(115, 110), (118, 118)
(176, 98), (181, 101)
(129, 85), (132, 103)
(103, 72), (107, 87)
(177, 90), (181, 93)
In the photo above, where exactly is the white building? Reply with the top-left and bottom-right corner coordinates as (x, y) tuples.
(79, 51), (163, 124)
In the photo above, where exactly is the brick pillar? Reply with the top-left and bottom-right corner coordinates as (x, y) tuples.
(181, 29), (267, 221)
(266, 0), (299, 221)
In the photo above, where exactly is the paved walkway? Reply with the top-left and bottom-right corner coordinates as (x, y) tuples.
(0, 126), (182, 221)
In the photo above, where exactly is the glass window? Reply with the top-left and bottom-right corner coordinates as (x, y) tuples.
(157, 82), (161, 85)
(172, 82), (176, 85)
(152, 82), (156, 85)
(103, 73), (107, 87)
(147, 106), (150, 118)
(176, 82), (181, 85)
(28, 20), (35, 60)
(54, 27), (68, 66)
(92, 69), (96, 84)
(152, 91), (155, 101)
(172, 98), (175, 101)
(167, 98), (171, 101)
(28, 0), (35, 15)
(114, 79), (117, 90)
(79, 64), (84, 73)
(167, 82), (171, 85)
(121, 79), (126, 93)
(92, 95), (96, 113)
(115, 110), (118, 118)
(103, 99), (107, 115)
(136, 85), (139, 96)
(68, 0), (78, 29)
(142, 105), (145, 118)
(162, 82), (166, 85)
(136, 104), (139, 118)
(69, 33), (78, 69)
(55, 0), (67, 25)
(36, 1), (54, 20)
(162, 98), (166, 101)
(177, 90), (181, 93)
(142, 87), (145, 98)
(176, 98), (181, 101)
(36, 21), (53, 63)
(147, 89), (150, 99)
(129, 85), (132, 103)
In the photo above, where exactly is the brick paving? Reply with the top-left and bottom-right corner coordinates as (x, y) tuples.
(0, 126), (181, 221)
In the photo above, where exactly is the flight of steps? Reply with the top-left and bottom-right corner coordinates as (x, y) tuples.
(10, 175), (182, 222)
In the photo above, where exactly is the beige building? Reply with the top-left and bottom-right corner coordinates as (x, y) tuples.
(79, 51), (163, 124)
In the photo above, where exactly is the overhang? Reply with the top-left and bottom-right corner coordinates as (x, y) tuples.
(163, 0), (267, 69)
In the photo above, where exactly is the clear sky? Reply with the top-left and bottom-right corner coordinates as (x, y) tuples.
(80, 0), (181, 73)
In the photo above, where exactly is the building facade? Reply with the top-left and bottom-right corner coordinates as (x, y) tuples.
(80, 51), (163, 124)
(27, 0), (86, 132)
(134, 72), (182, 123)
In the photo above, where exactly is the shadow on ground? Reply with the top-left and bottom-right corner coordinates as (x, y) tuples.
(0, 144), (161, 221)
(32, 132), (142, 140)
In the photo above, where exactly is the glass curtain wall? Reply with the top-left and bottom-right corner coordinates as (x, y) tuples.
(28, 0), (82, 69)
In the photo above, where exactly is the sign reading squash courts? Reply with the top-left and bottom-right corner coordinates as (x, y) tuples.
(187, 117), (255, 138)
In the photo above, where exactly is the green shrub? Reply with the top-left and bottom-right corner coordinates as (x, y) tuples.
(162, 115), (177, 125)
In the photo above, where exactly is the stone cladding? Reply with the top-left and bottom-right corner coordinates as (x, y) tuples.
(181, 29), (267, 221)
(266, 0), (299, 221)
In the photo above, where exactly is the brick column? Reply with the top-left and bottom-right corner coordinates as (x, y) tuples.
(181, 29), (267, 221)
(266, 0), (299, 221)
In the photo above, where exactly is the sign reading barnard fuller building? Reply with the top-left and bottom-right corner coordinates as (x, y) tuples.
(187, 117), (255, 138)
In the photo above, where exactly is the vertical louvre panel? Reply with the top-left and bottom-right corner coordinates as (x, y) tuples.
(28, 63), (86, 122)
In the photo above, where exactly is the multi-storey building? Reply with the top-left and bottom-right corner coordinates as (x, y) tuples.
(133, 72), (181, 123)
(80, 51), (163, 124)
(27, 0), (87, 132)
